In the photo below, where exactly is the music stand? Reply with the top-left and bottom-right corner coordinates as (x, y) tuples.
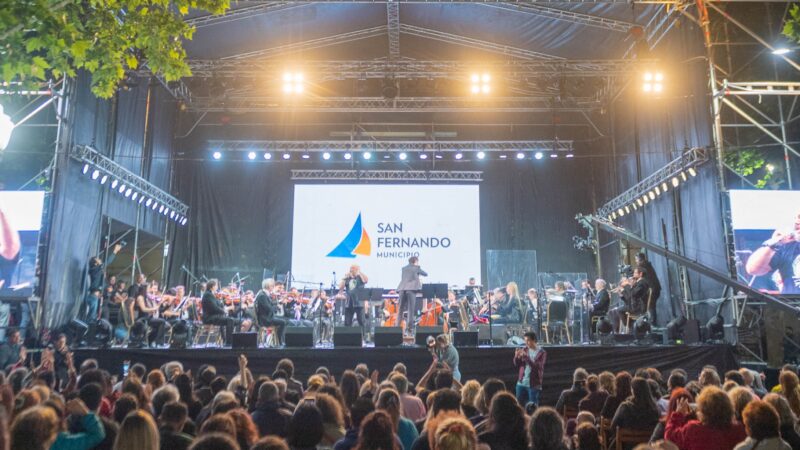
(422, 283), (448, 299)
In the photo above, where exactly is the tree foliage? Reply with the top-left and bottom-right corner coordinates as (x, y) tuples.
(784, 4), (800, 45)
(723, 149), (778, 189)
(0, 0), (229, 98)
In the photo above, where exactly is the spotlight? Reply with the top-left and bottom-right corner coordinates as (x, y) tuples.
(398, 152), (407, 161)
(146, 198), (153, 207)
(680, 171), (687, 181)
(611, 212), (617, 220)
(632, 203), (638, 210)
(517, 152), (526, 160)
(263, 152), (272, 160)
(661, 182), (668, 192)
(618, 208), (624, 217)
(100, 174), (108, 185)
(282, 153), (291, 160)
(772, 47), (791, 55)
(469, 73), (491, 95)
(118, 184), (126, 194)
(381, 77), (398, 99)
(654, 186), (661, 196)
(688, 167), (697, 177)
(643, 194), (649, 204)
(636, 198), (643, 207)
(322, 152), (331, 160)
(624, 205), (630, 214)
(170, 211), (176, 219)
(82, 164), (90, 174)
(111, 179), (119, 189)
(91, 169), (100, 180)
(596, 317), (613, 335)
(643, 71), (664, 93)
(163, 207), (169, 216)
(363, 152), (372, 160)
(706, 314), (725, 341)
(666, 316), (688, 343)
(301, 154), (310, 159)
(247, 151), (256, 160)
(152, 201), (158, 210)
(419, 153), (428, 160)
(633, 315), (651, 339)
(499, 154), (507, 159)
(159, 205), (165, 214)
(138, 195), (145, 204)
(131, 192), (138, 201)
(212, 151), (222, 160)
(533, 152), (543, 160)
(124, 188), (132, 197)
(766, 163), (775, 173)
(344, 152), (352, 160)
(181, 217), (188, 226)
(455, 152), (463, 160)
(565, 153), (574, 158)
(476, 151), (485, 160)
(672, 176), (680, 187)
(550, 153), (558, 158)
(282, 72), (305, 95)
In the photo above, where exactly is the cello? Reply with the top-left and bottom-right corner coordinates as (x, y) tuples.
(383, 297), (399, 326)
(418, 298), (448, 333)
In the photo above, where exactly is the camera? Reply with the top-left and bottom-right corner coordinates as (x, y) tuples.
(119, 240), (128, 247)
(426, 335), (436, 348)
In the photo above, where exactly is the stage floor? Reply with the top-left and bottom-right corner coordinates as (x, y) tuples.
(74, 344), (737, 406)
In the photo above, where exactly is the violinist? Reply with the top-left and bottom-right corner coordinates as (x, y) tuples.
(495, 281), (523, 324)
(255, 279), (286, 345)
(201, 278), (238, 345)
(135, 280), (167, 347)
(240, 290), (257, 331)
(307, 289), (333, 343)
(340, 265), (368, 330)
(525, 288), (540, 325)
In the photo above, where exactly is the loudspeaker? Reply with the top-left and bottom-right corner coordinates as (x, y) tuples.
(477, 324), (507, 345)
(684, 319), (700, 344)
(453, 330), (478, 347)
(285, 327), (314, 347)
(612, 333), (636, 344)
(415, 326), (444, 346)
(170, 320), (190, 349)
(333, 327), (362, 347)
(63, 319), (89, 345)
(374, 327), (403, 347)
(232, 332), (258, 349)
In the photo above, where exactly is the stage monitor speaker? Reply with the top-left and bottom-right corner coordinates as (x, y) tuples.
(453, 330), (478, 347)
(232, 332), (258, 349)
(63, 319), (89, 346)
(415, 326), (444, 346)
(612, 333), (636, 344)
(334, 327), (362, 347)
(374, 327), (403, 347)
(477, 324), (507, 345)
(285, 327), (314, 347)
(684, 319), (700, 344)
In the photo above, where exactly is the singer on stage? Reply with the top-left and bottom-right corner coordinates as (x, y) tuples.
(746, 209), (800, 294)
(398, 256), (427, 335)
(340, 265), (368, 329)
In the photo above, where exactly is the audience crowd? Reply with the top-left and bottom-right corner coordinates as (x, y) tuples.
(0, 328), (797, 450)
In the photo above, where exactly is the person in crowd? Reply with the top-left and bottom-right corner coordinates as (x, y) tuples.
(574, 422), (602, 450)
(602, 372), (633, 420)
(115, 409), (159, 450)
(472, 379), (505, 429)
(779, 371), (800, 418)
(253, 436), (291, 450)
(317, 392), (347, 447)
(735, 400), (791, 450)
(159, 401), (193, 450)
(189, 433), (239, 450)
(277, 358), (305, 399)
(610, 377), (660, 449)
(665, 386), (747, 450)
(529, 407), (569, 450)
(341, 370), (362, 412)
(578, 375), (609, 417)
(413, 389), (463, 450)
(251, 381), (292, 438)
(651, 388), (693, 442)
(336, 397), (375, 450)
(699, 367), (723, 388)
(514, 331), (546, 408)
(556, 368), (589, 415)
(477, 392), (528, 450)
(75, 382), (118, 450)
(0, 327), (24, 371)
(434, 417), (486, 450)
(762, 394), (800, 449)
(729, 387), (756, 422)
(459, 380), (480, 420)
(287, 401), (325, 450)
(355, 410), (401, 450)
(377, 388), (419, 450)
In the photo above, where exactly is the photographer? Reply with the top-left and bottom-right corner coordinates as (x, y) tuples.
(430, 334), (460, 382)
(514, 331), (546, 407)
(88, 243), (122, 294)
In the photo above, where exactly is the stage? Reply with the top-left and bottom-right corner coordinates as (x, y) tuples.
(74, 343), (737, 405)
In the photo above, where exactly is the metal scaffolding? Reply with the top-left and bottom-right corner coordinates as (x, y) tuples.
(290, 169), (484, 181)
(209, 139), (573, 152)
(481, 3), (636, 32)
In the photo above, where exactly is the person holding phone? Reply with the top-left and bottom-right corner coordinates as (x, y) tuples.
(514, 331), (547, 407)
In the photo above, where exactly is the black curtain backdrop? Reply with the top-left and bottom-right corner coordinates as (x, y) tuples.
(167, 155), (597, 292)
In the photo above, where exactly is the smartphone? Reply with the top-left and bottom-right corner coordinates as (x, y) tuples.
(122, 360), (130, 378)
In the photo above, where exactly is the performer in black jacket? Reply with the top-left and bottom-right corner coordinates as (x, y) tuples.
(255, 278), (286, 345)
(635, 252), (661, 324)
(590, 279), (610, 338)
(622, 268), (650, 320)
(201, 279), (237, 345)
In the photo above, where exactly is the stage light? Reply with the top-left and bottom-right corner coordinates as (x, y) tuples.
(647, 190), (655, 200)
(533, 152), (543, 160)
(654, 186), (661, 196)
(170, 211), (176, 219)
(566, 153), (574, 158)
(282, 72), (304, 95)
(680, 171), (687, 182)
(212, 151), (222, 160)
(636, 198), (643, 207)
(499, 154), (507, 159)
(643, 194), (649, 204)
(344, 152), (352, 160)
(181, 217), (188, 226)
(470, 72), (491, 95)
(118, 184), (126, 194)
(131, 192), (138, 201)
(0, 105), (14, 151)
(671, 176), (679, 187)
(138, 195), (145, 204)
(632, 203), (638, 210)
(163, 207), (169, 216)
(455, 152), (463, 160)
(618, 208), (624, 217)
(82, 163), (90, 174)
(159, 204), (165, 214)
(666, 316), (687, 343)
(124, 188), (132, 198)
(301, 154), (310, 159)
(624, 205), (630, 214)
(766, 163), (775, 173)
(643, 71), (664, 94)
(661, 182), (668, 192)
(91, 169), (100, 180)
(550, 153), (558, 158)
(688, 167), (697, 177)
(152, 201), (158, 210)
(773, 47), (791, 55)
(516, 152), (526, 160)
(611, 212), (617, 220)
(633, 315), (651, 339)
(146, 198), (153, 207)
(111, 179), (119, 189)
(435, 154), (443, 159)
(476, 151), (485, 160)
(100, 174), (108, 185)
(419, 153), (428, 160)
(263, 152), (272, 160)
(322, 152), (331, 160)
(282, 153), (291, 160)
(706, 314), (725, 341)
(363, 152), (372, 160)
(247, 151), (256, 160)
(398, 152), (407, 161)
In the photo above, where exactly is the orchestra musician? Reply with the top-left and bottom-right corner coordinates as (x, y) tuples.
(635, 253), (661, 323)
(255, 278), (286, 345)
(134, 280), (167, 347)
(306, 289), (333, 343)
(201, 278), (238, 345)
(340, 265), (368, 330)
(398, 256), (427, 335)
(611, 267), (649, 332)
(525, 288), (539, 325)
(494, 282), (523, 324)
(589, 279), (610, 338)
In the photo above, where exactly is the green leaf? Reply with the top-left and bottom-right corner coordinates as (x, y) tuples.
(125, 54), (138, 70)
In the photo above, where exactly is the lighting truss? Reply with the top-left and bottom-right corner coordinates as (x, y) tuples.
(596, 147), (710, 219)
(718, 81), (800, 97)
(290, 170), (483, 181)
(70, 145), (190, 222)
(186, 59), (650, 79)
(209, 139), (573, 153)
(186, 96), (602, 113)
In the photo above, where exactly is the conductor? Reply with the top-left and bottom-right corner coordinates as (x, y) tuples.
(398, 256), (427, 335)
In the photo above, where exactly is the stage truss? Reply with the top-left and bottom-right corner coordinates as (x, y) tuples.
(290, 169), (483, 181)
(209, 139), (573, 153)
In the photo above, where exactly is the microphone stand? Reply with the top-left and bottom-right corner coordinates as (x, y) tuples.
(488, 295), (494, 347)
